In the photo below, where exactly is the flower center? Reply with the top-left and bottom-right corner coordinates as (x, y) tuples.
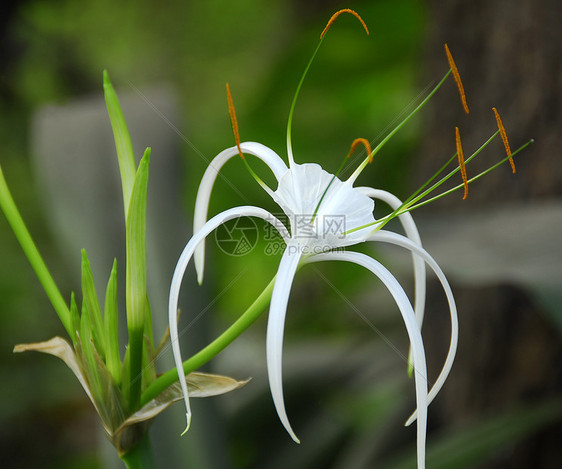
(272, 163), (375, 252)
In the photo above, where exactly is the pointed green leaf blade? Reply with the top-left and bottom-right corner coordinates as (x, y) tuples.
(69, 292), (80, 345)
(125, 147), (150, 409)
(0, 165), (73, 336)
(81, 249), (106, 358)
(126, 149), (150, 333)
(104, 258), (121, 385)
(142, 296), (157, 388)
(103, 70), (137, 216)
(79, 306), (103, 403)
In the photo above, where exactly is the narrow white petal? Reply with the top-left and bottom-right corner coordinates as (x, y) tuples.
(193, 142), (288, 284)
(169, 206), (289, 434)
(358, 187), (427, 374)
(368, 230), (458, 426)
(357, 187), (426, 327)
(240, 142), (289, 179)
(266, 240), (302, 443)
(304, 251), (428, 469)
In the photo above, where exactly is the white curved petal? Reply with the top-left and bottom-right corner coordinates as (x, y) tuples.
(193, 142), (288, 284)
(357, 187), (426, 327)
(169, 206), (289, 434)
(304, 251), (428, 469)
(266, 240), (303, 444)
(368, 230), (458, 426)
(358, 187), (427, 374)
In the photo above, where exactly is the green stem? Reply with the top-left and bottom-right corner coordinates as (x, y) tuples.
(0, 166), (73, 337)
(140, 276), (276, 406)
(120, 432), (155, 469)
(128, 328), (144, 410)
(286, 38), (324, 164)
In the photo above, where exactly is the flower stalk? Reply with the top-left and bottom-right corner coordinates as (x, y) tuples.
(120, 432), (156, 469)
(142, 275), (276, 406)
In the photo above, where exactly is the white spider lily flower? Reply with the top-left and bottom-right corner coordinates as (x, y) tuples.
(169, 136), (458, 469)
(166, 9), (485, 469)
(166, 4), (532, 460)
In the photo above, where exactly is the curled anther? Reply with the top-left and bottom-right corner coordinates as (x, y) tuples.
(226, 83), (244, 160)
(320, 9), (369, 39)
(444, 44), (470, 115)
(347, 138), (373, 163)
(455, 127), (469, 200)
(492, 107), (516, 173)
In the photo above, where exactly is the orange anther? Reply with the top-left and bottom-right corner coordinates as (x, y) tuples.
(347, 138), (373, 163)
(320, 9), (369, 39)
(492, 107), (516, 174)
(455, 127), (469, 200)
(445, 44), (470, 115)
(226, 83), (244, 160)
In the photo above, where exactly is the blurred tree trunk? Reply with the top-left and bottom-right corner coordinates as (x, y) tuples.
(418, 1), (562, 467)
(417, 0), (561, 203)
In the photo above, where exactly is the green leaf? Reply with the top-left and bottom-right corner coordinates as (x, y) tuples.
(80, 249), (106, 359)
(144, 295), (155, 350)
(126, 149), (150, 333)
(125, 147), (150, 410)
(104, 258), (121, 385)
(0, 165), (73, 336)
(141, 296), (157, 388)
(79, 307), (103, 403)
(121, 346), (130, 404)
(103, 70), (137, 217)
(69, 292), (80, 345)
(142, 335), (157, 390)
(89, 340), (128, 435)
